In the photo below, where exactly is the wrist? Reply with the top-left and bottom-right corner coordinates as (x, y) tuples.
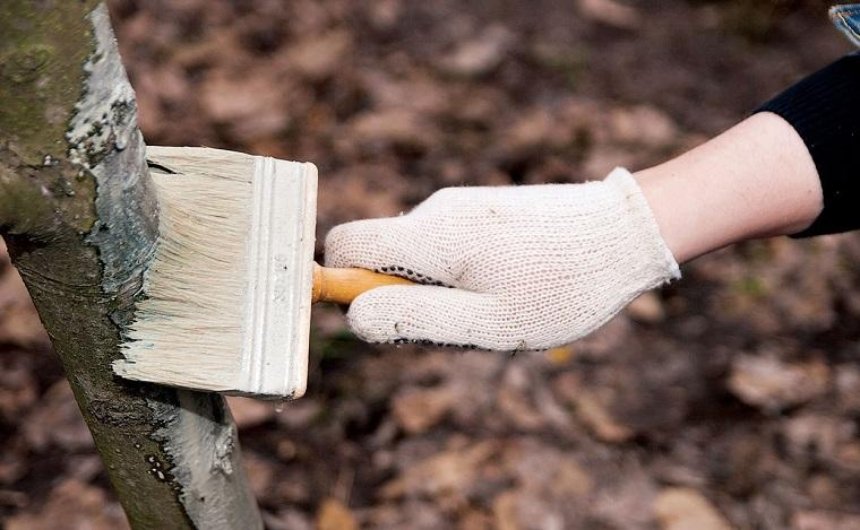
(632, 113), (822, 264)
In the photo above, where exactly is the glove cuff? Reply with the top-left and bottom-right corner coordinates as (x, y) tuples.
(604, 167), (681, 283)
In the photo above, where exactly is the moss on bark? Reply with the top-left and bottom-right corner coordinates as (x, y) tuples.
(0, 0), (99, 165)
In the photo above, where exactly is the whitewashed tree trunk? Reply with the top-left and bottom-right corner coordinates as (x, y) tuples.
(0, 3), (262, 528)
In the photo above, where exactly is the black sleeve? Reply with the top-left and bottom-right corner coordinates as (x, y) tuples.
(755, 53), (860, 238)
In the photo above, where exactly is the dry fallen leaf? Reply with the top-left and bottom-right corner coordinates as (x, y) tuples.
(342, 109), (437, 153)
(316, 497), (358, 530)
(609, 105), (678, 148)
(227, 396), (275, 429)
(653, 487), (732, 530)
(577, 0), (640, 28)
(493, 490), (521, 530)
(242, 451), (275, 499)
(438, 25), (514, 77)
(573, 389), (634, 443)
(0, 265), (50, 349)
(6, 479), (129, 530)
(284, 30), (352, 81)
(626, 291), (666, 323)
(392, 386), (457, 434)
(728, 355), (830, 411)
(381, 441), (497, 500)
(792, 510), (860, 530)
(22, 380), (93, 452)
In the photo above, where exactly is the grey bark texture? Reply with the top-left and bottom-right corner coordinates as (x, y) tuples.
(0, 2), (262, 529)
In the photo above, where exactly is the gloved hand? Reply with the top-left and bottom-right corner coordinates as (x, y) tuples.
(324, 168), (680, 351)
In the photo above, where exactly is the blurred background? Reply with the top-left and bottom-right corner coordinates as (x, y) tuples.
(2, 0), (860, 528)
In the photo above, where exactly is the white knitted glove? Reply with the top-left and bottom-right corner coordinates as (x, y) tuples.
(325, 168), (680, 351)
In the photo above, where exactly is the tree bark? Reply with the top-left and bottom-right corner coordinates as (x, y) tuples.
(0, 2), (262, 529)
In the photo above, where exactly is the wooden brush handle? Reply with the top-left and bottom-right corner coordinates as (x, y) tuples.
(312, 263), (416, 304)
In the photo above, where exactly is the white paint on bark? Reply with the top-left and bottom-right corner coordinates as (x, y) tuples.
(63, 5), (262, 529)
(65, 3), (136, 169)
(67, 3), (158, 295)
(150, 393), (260, 530)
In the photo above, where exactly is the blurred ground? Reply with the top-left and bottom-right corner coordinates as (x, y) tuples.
(2, 0), (860, 528)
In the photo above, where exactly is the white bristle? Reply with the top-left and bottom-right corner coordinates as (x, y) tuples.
(113, 147), (317, 399)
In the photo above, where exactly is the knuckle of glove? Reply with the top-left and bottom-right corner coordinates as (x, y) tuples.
(324, 217), (412, 269)
(323, 222), (358, 267)
(411, 187), (474, 216)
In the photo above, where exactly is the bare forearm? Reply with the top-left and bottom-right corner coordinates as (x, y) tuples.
(636, 53), (860, 263)
(635, 112), (823, 263)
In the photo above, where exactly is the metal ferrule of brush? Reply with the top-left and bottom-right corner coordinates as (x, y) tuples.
(241, 156), (316, 399)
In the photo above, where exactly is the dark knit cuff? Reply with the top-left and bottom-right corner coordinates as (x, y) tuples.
(755, 53), (860, 238)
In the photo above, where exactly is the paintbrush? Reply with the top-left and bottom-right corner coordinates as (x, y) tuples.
(113, 146), (413, 399)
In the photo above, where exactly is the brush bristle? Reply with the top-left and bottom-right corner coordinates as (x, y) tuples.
(113, 147), (317, 398)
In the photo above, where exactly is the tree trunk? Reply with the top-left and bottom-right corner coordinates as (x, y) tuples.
(0, 3), (262, 529)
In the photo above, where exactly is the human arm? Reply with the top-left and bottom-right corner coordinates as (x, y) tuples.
(636, 111), (821, 264)
(325, 54), (859, 351)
